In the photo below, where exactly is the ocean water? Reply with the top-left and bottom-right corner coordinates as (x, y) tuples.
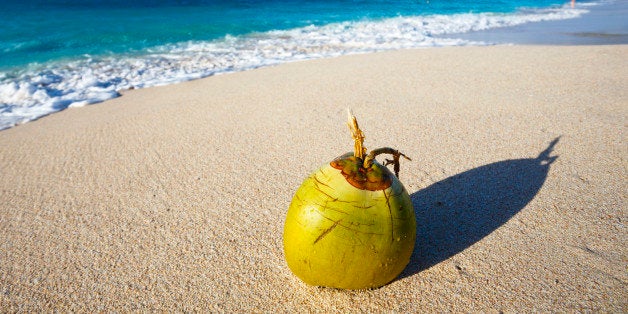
(0, 0), (602, 130)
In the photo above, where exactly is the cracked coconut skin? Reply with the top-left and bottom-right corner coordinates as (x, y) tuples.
(283, 152), (416, 289)
(284, 112), (416, 289)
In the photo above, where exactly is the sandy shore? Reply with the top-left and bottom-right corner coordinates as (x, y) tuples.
(1, 45), (626, 312)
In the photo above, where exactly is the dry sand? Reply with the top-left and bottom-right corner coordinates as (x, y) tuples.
(1, 45), (626, 312)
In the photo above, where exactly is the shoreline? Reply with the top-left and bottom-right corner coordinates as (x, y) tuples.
(448, 0), (628, 45)
(2, 0), (626, 131)
(1, 45), (626, 311)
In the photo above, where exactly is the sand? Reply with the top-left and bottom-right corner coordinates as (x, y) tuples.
(0, 45), (626, 312)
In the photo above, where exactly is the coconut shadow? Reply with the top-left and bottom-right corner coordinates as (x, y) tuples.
(399, 137), (560, 278)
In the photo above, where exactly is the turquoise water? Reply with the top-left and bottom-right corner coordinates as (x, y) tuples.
(0, 0), (574, 68)
(0, 0), (599, 129)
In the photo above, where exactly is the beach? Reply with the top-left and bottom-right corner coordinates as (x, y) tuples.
(0, 0), (598, 131)
(1, 44), (626, 311)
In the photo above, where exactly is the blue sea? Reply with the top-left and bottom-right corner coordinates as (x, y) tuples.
(0, 0), (606, 129)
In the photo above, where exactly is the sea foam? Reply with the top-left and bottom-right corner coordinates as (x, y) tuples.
(0, 5), (588, 130)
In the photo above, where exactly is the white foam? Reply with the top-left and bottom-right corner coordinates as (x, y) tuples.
(0, 5), (589, 130)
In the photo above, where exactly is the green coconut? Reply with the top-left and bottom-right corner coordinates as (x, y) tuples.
(283, 111), (416, 289)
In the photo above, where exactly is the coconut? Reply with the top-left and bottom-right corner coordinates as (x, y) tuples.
(283, 111), (416, 289)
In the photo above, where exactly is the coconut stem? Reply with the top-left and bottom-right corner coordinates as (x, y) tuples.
(364, 147), (411, 177)
(347, 109), (366, 160)
(346, 109), (411, 177)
